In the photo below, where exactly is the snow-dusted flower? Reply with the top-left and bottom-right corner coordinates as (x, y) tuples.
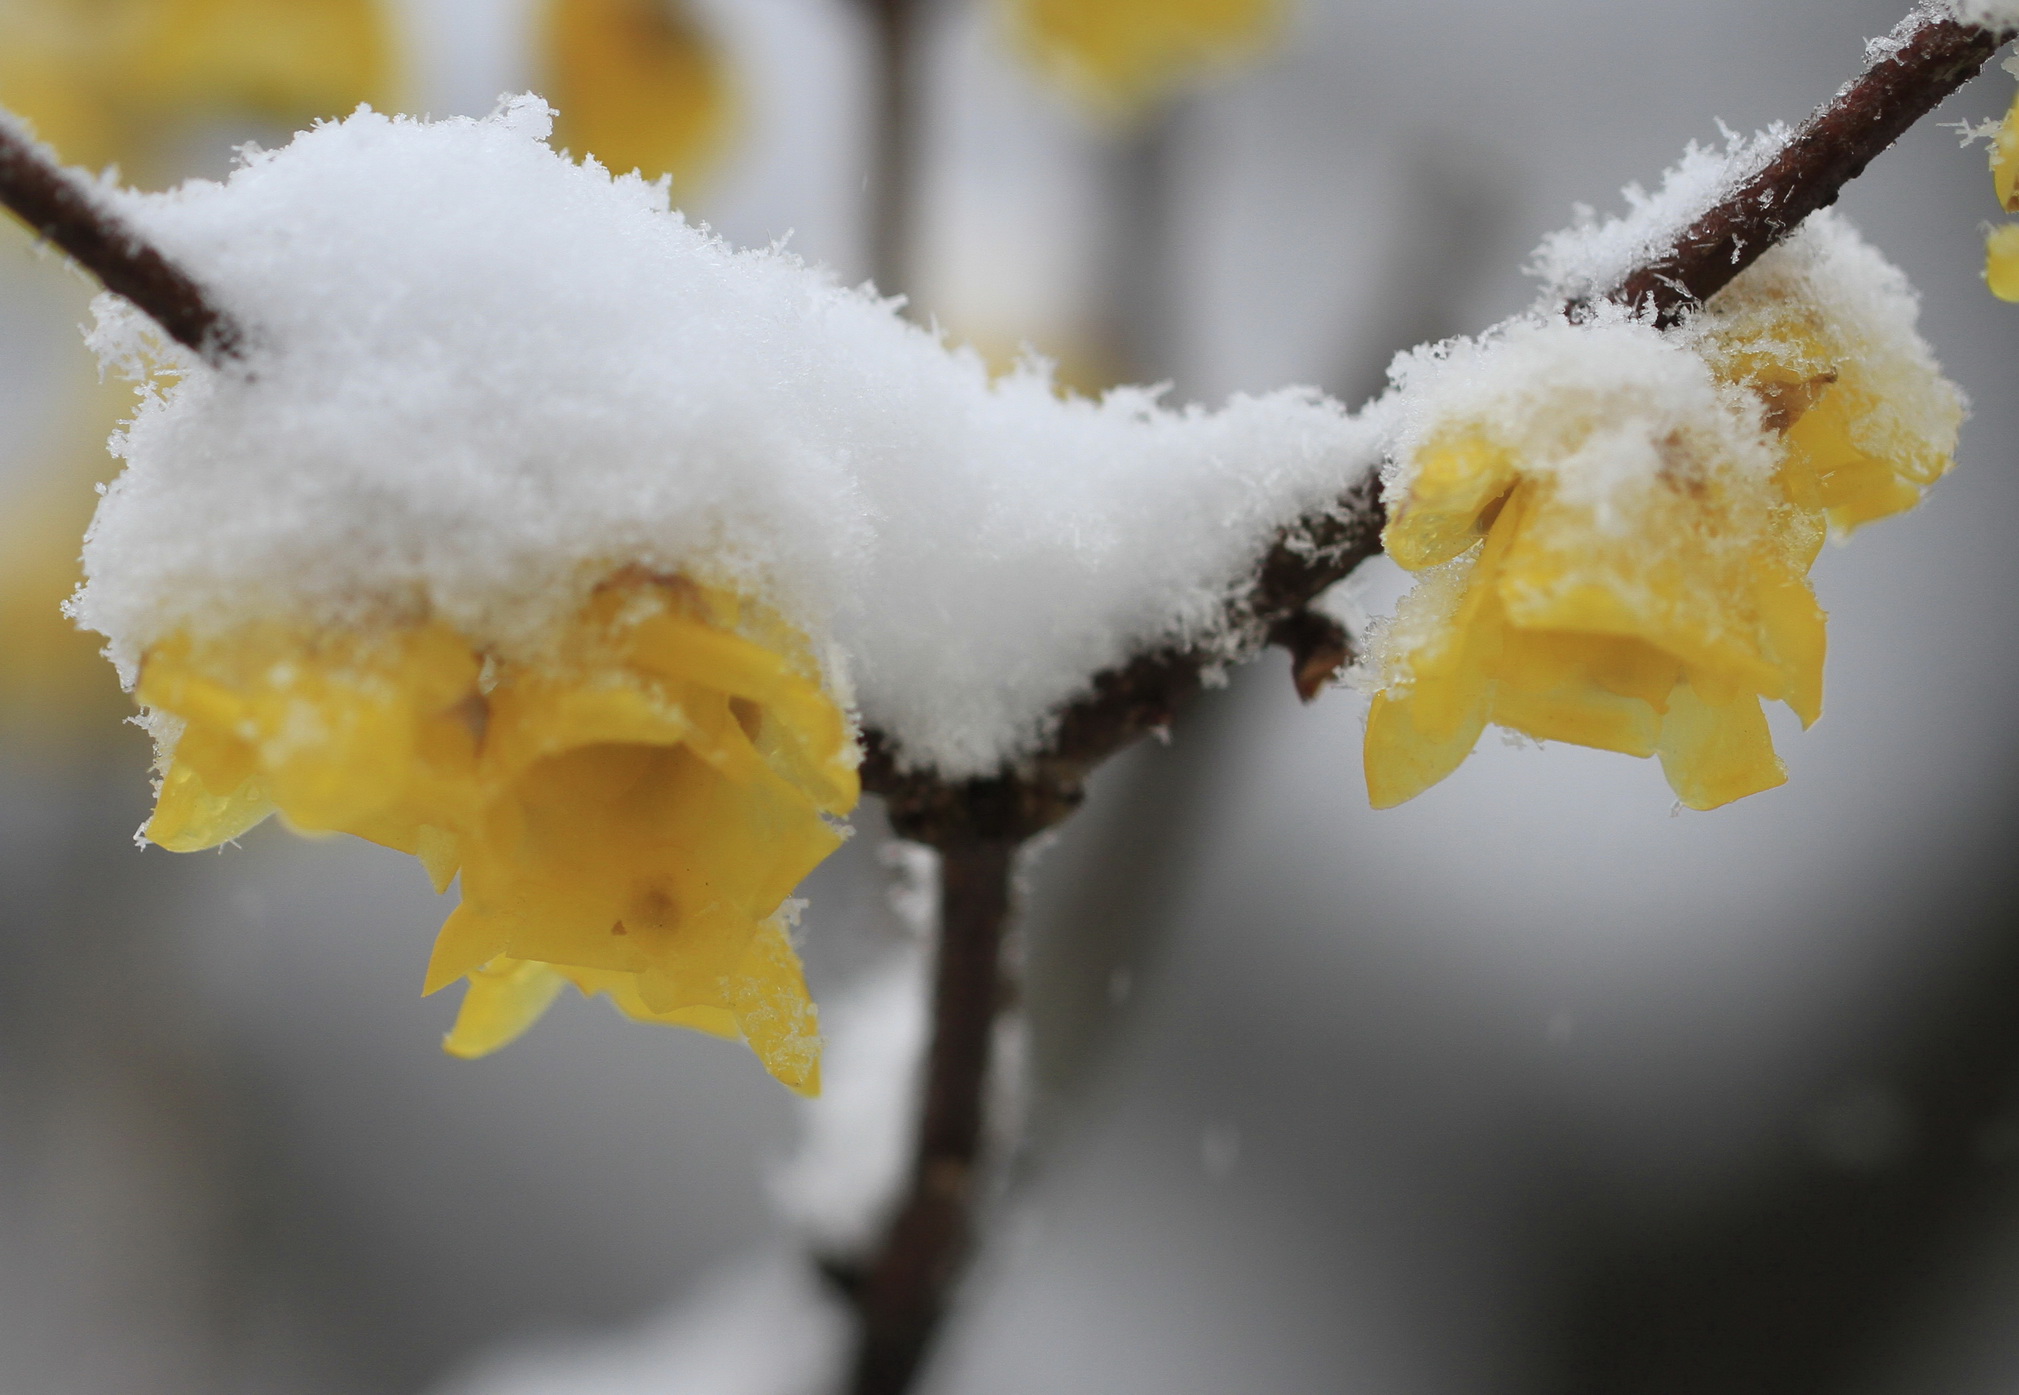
(138, 572), (856, 1092)
(1004, 0), (1282, 124)
(1365, 214), (1961, 810)
(70, 102), (1368, 1080)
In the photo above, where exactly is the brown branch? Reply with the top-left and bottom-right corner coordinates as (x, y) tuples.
(847, 838), (1015, 1395)
(0, 116), (245, 366)
(0, 12), (2006, 1391)
(863, 9), (2015, 831)
(1619, 12), (2011, 326)
(846, 12), (2014, 1392)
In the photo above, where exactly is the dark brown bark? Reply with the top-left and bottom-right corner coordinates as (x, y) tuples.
(0, 118), (244, 366)
(1615, 13), (2010, 326)
(847, 838), (1016, 1395)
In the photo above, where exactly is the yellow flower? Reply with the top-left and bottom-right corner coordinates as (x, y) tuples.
(1369, 422), (1822, 812)
(1988, 222), (2019, 302)
(1367, 266), (1958, 811)
(1991, 86), (2019, 215)
(135, 572), (859, 1093)
(1004, 0), (1283, 126)
(540, 0), (733, 191)
(1981, 87), (2019, 301)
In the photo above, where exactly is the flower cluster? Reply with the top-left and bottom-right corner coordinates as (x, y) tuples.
(137, 572), (858, 1092)
(1364, 216), (1962, 810)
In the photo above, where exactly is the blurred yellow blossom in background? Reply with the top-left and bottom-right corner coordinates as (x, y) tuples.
(135, 573), (857, 1092)
(1004, 0), (1283, 125)
(541, 0), (733, 189)
(0, 0), (395, 176)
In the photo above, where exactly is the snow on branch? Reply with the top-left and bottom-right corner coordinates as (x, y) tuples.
(0, 112), (245, 365)
(874, 7), (2012, 840)
(0, 8), (2006, 842)
(1615, 10), (2010, 325)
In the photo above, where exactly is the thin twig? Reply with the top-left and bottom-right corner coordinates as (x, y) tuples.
(1619, 13), (2009, 326)
(0, 116), (244, 365)
(847, 838), (1016, 1395)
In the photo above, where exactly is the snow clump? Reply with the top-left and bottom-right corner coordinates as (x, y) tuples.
(75, 98), (1379, 778)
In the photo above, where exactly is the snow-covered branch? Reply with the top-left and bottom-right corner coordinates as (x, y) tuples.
(870, 7), (2012, 845)
(0, 113), (244, 364)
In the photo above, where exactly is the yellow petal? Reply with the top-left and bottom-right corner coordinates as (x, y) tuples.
(1994, 89), (2019, 213)
(1753, 571), (1826, 728)
(1489, 630), (1670, 758)
(442, 957), (568, 1058)
(1364, 685), (1491, 810)
(1990, 224), (2019, 303)
(559, 964), (742, 1040)
(1782, 385), (1943, 533)
(1655, 678), (1787, 810)
(728, 917), (822, 1097)
(145, 759), (275, 850)
(423, 901), (509, 995)
(1383, 431), (1520, 571)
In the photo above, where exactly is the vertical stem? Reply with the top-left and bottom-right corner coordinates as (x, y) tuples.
(848, 837), (1018, 1395)
(860, 0), (918, 302)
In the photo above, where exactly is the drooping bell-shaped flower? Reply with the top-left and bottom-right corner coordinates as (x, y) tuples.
(139, 572), (857, 1093)
(1364, 214), (1961, 810)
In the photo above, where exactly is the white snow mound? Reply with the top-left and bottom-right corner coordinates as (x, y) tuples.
(75, 99), (1378, 776)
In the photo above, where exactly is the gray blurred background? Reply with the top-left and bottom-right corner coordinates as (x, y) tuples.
(5, 0), (2019, 1391)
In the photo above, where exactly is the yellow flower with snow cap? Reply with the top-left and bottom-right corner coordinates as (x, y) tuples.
(137, 571), (858, 1094)
(1369, 402), (1824, 812)
(1365, 216), (1961, 810)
